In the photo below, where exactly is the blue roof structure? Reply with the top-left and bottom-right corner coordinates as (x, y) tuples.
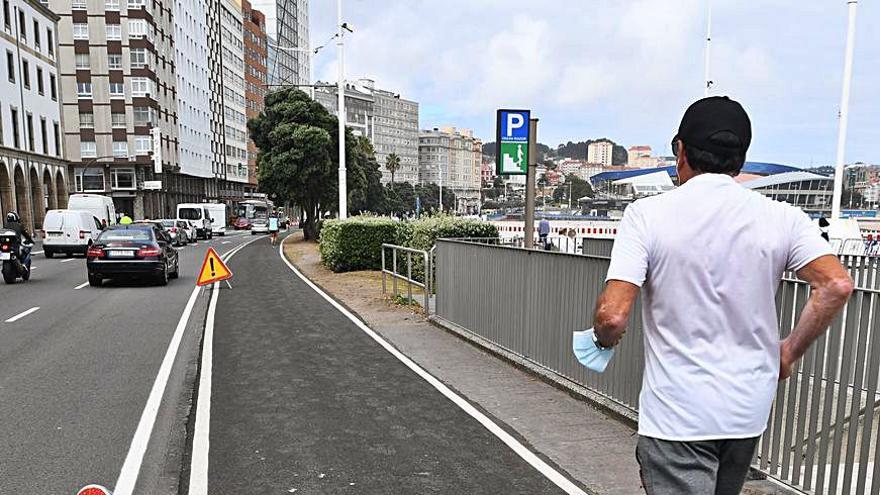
(589, 162), (801, 185)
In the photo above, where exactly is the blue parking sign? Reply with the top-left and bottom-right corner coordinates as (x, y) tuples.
(496, 109), (530, 175)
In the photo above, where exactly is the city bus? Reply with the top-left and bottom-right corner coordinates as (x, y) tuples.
(233, 199), (274, 230)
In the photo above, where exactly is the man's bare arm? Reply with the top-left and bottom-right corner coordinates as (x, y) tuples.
(780, 255), (854, 380)
(593, 280), (640, 348)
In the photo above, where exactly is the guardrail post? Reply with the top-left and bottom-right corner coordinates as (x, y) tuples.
(424, 249), (430, 314)
(407, 251), (413, 302)
(381, 245), (386, 295)
(392, 248), (398, 296)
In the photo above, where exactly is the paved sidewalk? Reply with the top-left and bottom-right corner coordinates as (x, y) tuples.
(283, 235), (643, 494)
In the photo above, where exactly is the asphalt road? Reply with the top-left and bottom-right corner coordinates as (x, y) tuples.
(202, 235), (572, 494)
(0, 230), (257, 493)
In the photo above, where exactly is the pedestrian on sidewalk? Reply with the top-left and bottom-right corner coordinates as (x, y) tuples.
(269, 212), (280, 246)
(538, 218), (551, 250)
(590, 96), (853, 495)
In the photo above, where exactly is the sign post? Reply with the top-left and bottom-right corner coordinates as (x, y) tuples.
(524, 118), (538, 249)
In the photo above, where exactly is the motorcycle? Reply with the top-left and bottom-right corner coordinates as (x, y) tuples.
(0, 229), (33, 284)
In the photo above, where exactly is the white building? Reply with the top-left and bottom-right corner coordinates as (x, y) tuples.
(220, 0), (247, 185)
(0, 0), (68, 232)
(419, 126), (482, 213)
(588, 140), (613, 167)
(174, 0), (212, 179)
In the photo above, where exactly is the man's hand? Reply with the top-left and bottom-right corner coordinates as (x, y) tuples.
(594, 280), (640, 348)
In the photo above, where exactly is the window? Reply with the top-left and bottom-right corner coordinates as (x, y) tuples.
(112, 141), (129, 159)
(17, 10), (24, 41)
(6, 50), (13, 82)
(111, 112), (125, 127)
(77, 82), (92, 98)
(72, 0), (86, 9)
(74, 167), (104, 192)
(106, 0), (120, 9)
(53, 121), (60, 156)
(130, 48), (147, 68)
(130, 77), (150, 97)
(26, 113), (33, 151)
(128, 19), (147, 38)
(79, 111), (94, 128)
(134, 135), (150, 154)
(106, 24), (120, 41)
(36, 67), (42, 95)
(32, 20), (39, 49)
(21, 59), (28, 89)
(73, 23), (88, 40)
(49, 73), (56, 100)
(39, 117), (46, 154)
(133, 106), (153, 126)
(10, 107), (19, 148)
(109, 82), (124, 98)
(75, 53), (89, 69)
(47, 28), (53, 56)
(111, 167), (135, 189)
(128, 0), (146, 8)
(2, 0), (8, 30)
(108, 54), (122, 69)
(80, 140), (97, 158)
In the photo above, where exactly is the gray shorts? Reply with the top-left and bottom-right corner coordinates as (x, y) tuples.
(636, 435), (759, 495)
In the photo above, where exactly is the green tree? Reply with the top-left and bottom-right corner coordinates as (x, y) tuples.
(384, 153), (401, 184)
(553, 174), (593, 206)
(248, 88), (379, 240)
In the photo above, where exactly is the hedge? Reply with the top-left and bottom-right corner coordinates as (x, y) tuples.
(319, 214), (498, 273)
(319, 216), (410, 272)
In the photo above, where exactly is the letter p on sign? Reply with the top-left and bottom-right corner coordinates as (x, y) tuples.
(506, 114), (524, 137)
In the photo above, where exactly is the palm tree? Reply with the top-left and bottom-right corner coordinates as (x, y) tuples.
(385, 153), (401, 184)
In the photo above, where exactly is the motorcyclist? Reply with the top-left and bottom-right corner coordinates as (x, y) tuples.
(3, 212), (34, 245)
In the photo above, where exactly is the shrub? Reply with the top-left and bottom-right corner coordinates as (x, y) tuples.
(319, 216), (410, 272)
(408, 214), (499, 252)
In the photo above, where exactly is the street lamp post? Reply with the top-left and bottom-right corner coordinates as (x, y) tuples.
(337, 0), (347, 219)
(831, 0), (859, 221)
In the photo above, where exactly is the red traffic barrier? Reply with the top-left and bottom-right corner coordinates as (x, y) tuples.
(77, 485), (112, 495)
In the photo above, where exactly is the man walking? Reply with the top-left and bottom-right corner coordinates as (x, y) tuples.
(538, 218), (551, 250)
(591, 97), (854, 494)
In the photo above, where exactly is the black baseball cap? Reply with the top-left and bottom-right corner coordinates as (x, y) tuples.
(674, 96), (751, 156)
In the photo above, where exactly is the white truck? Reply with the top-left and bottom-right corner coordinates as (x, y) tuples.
(42, 209), (103, 257)
(204, 203), (228, 236)
(67, 194), (117, 227)
(177, 203), (213, 240)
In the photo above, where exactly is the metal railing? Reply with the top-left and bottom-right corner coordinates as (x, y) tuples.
(432, 238), (880, 495)
(381, 244), (431, 314)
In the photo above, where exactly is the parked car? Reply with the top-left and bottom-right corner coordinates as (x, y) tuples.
(86, 224), (179, 287)
(233, 217), (252, 230)
(159, 219), (189, 246)
(178, 220), (198, 244)
(42, 209), (103, 257)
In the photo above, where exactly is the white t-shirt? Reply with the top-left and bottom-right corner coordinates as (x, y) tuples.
(606, 173), (833, 441)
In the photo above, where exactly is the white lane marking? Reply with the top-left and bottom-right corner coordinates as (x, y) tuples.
(32, 250), (43, 255)
(115, 234), (262, 495)
(74, 281), (89, 290)
(188, 280), (220, 493)
(61, 258), (77, 263)
(221, 241), (230, 245)
(274, 237), (588, 495)
(187, 236), (269, 495)
(5, 306), (40, 323)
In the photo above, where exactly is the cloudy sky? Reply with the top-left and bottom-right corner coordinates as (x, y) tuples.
(273, 1), (877, 167)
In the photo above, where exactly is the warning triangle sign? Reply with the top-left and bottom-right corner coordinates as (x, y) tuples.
(197, 247), (233, 286)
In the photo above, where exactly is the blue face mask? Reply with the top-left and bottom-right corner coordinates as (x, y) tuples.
(572, 329), (615, 373)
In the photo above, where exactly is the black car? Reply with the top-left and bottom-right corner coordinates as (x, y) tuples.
(86, 224), (180, 287)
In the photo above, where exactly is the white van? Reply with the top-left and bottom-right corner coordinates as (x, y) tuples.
(68, 194), (117, 227)
(177, 203), (213, 239)
(42, 209), (103, 257)
(204, 203), (227, 236)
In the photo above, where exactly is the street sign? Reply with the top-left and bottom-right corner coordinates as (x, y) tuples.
(143, 180), (162, 190)
(151, 127), (162, 174)
(496, 109), (530, 176)
(196, 247), (232, 286)
(77, 485), (112, 495)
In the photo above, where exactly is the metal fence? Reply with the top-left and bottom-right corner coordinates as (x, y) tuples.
(433, 238), (880, 494)
(381, 244), (430, 313)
